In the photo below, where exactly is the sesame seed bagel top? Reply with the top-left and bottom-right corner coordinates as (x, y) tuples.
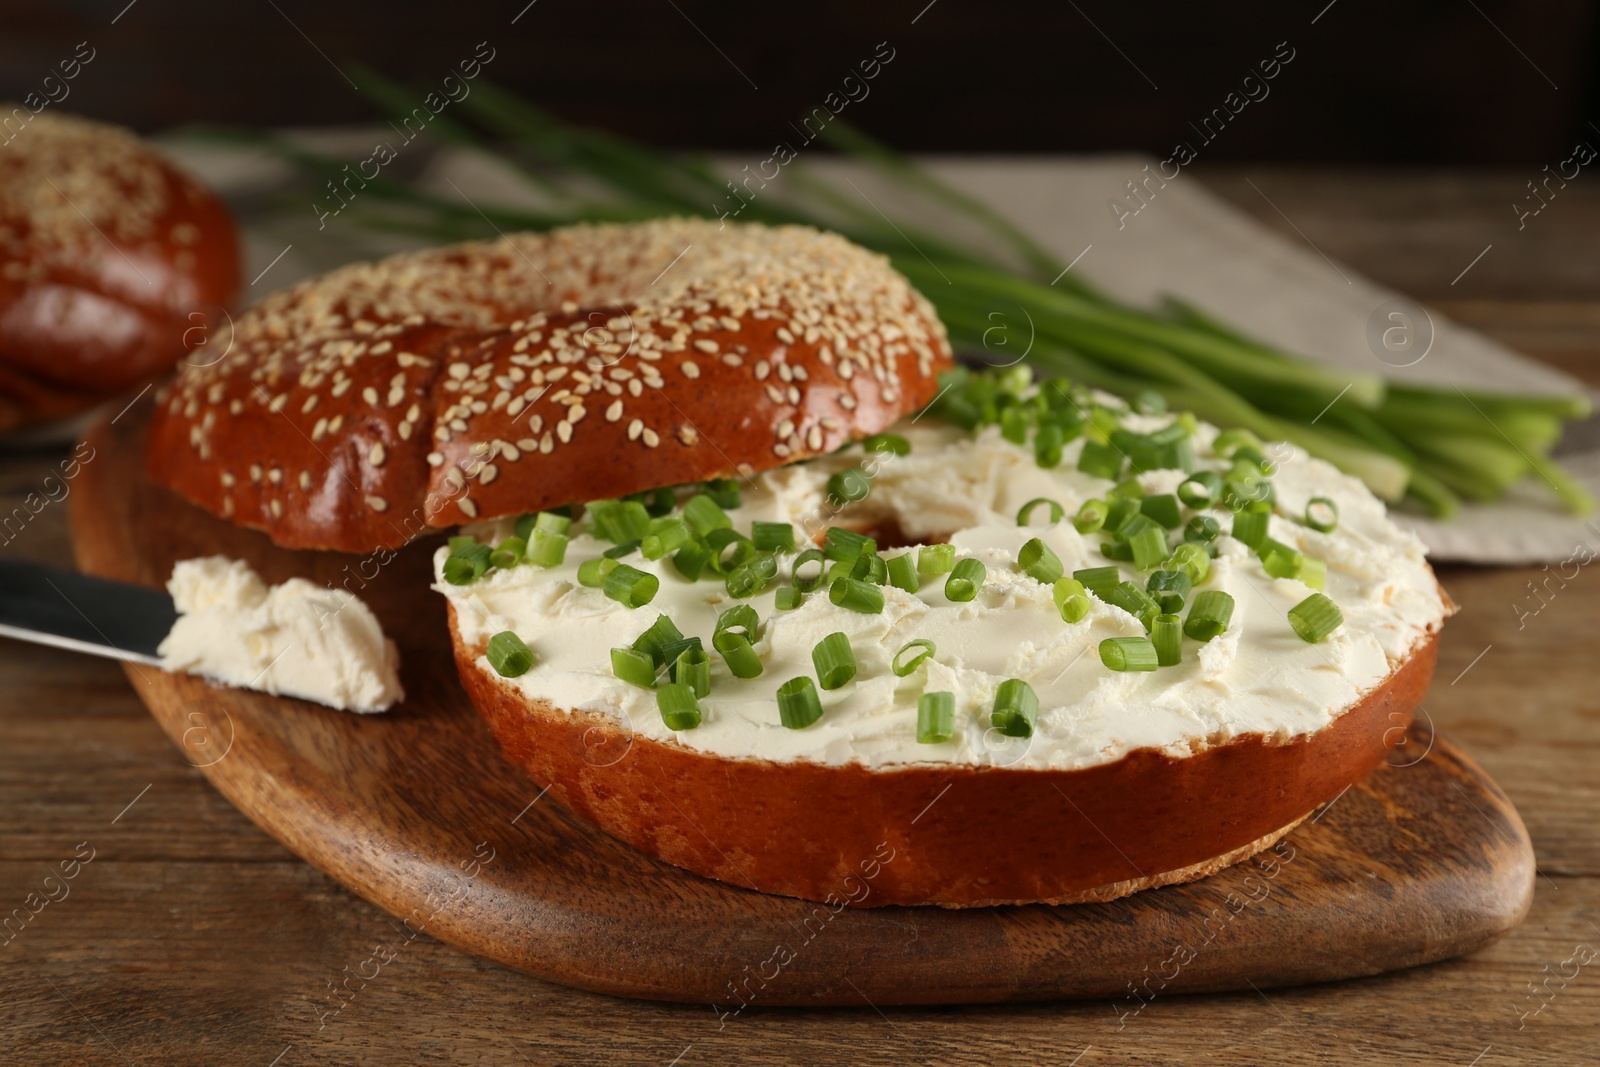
(0, 108), (240, 430)
(147, 218), (953, 553)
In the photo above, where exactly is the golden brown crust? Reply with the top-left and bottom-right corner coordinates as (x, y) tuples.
(146, 220), (953, 553)
(451, 602), (1440, 908)
(0, 109), (240, 433)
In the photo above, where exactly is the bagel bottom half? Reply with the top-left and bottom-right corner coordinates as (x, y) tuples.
(449, 604), (1439, 908)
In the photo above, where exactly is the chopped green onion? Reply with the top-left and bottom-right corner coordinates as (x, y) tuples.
(1099, 636), (1159, 672)
(892, 638), (936, 677)
(829, 577), (885, 614)
(823, 527), (875, 561)
(671, 540), (712, 581)
(1074, 566), (1121, 599)
(656, 682), (702, 731)
(659, 636), (703, 678)
(1017, 497), (1065, 527)
(1147, 569), (1192, 614)
(629, 486), (678, 518)
(448, 535), (478, 554)
(1184, 515), (1221, 546)
(776, 676), (824, 729)
(1106, 494), (1142, 534)
(490, 536), (526, 570)
(705, 528), (755, 574)
(1133, 390), (1168, 414)
(918, 543), (956, 576)
(713, 606), (758, 642)
(702, 478), (742, 509)
(1114, 510), (1160, 542)
(849, 549), (888, 585)
(603, 539), (641, 559)
(1152, 614), (1183, 666)
(726, 551), (778, 598)
(1053, 577), (1091, 623)
(1184, 590), (1235, 642)
(631, 614), (686, 667)
(863, 432), (911, 456)
(1128, 524), (1170, 571)
(1258, 538), (1303, 581)
(990, 678), (1038, 737)
(1105, 581), (1161, 628)
(588, 499), (651, 543)
(1232, 501), (1272, 549)
(1214, 428), (1264, 458)
(576, 556), (618, 588)
(886, 553), (920, 593)
(1018, 538), (1064, 584)
(1288, 593), (1343, 642)
(1099, 540), (1135, 562)
(603, 563), (659, 608)
(533, 510), (572, 536)
(1034, 422), (1065, 469)
(775, 586), (805, 610)
(683, 494), (731, 537)
(1178, 472), (1222, 508)
(1109, 478), (1146, 500)
(528, 529), (569, 567)
(917, 691), (956, 743)
(610, 646), (656, 688)
(1000, 405), (1031, 445)
(1073, 498), (1109, 534)
(751, 521), (796, 553)
(827, 468), (873, 506)
(1305, 497), (1339, 533)
(1297, 556), (1327, 590)
(641, 516), (691, 560)
(945, 557), (987, 602)
(1140, 494), (1183, 530)
(811, 632), (857, 690)
(444, 541), (493, 585)
(712, 630), (763, 678)
(1077, 439), (1124, 480)
(791, 548), (828, 592)
(674, 646), (711, 698)
(1168, 543), (1212, 584)
(486, 631), (534, 677)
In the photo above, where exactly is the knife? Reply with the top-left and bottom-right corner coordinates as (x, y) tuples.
(0, 559), (176, 666)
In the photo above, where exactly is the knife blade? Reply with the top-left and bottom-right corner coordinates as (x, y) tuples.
(0, 559), (175, 666)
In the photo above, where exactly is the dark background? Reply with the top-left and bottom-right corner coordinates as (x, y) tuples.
(1, 0), (1596, 163)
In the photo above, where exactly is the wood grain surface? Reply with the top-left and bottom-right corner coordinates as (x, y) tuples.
(56, 402), (1531, 1008)
(2, 169), (1598, 1065)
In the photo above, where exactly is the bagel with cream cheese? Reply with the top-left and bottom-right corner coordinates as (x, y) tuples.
(147, 218), (1448, 908)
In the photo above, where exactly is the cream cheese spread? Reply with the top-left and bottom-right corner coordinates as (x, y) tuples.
(436, 418), (1446, 770)
(159, 556), (403, 713)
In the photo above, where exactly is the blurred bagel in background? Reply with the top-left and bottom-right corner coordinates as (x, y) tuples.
(0, 108), (241, 435)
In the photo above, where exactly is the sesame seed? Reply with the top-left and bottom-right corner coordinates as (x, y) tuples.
(606, 399), (624, 421)
(367, 495), (389, 512)
(369, 443), (387, 466)
(693, 339), (718, 354)
(681, 361), (700, 379)
(641, 428), (659, 448)
(458, 497), (478, 518)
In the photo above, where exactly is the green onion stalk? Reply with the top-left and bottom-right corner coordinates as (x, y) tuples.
(211, 70), (1594, 518)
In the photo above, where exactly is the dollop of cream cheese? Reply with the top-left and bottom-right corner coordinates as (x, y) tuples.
(436, 418), (1446, 770)
(159, 556), (403, 713)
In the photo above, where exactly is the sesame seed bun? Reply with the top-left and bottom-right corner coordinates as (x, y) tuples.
(147, 219), (953, 553)
(0, 109), (240, 434)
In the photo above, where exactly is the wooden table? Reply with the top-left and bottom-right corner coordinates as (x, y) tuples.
(3, 168), (1596, 1065)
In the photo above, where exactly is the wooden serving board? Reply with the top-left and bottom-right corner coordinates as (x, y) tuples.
(65, 402), (1534, 1006)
